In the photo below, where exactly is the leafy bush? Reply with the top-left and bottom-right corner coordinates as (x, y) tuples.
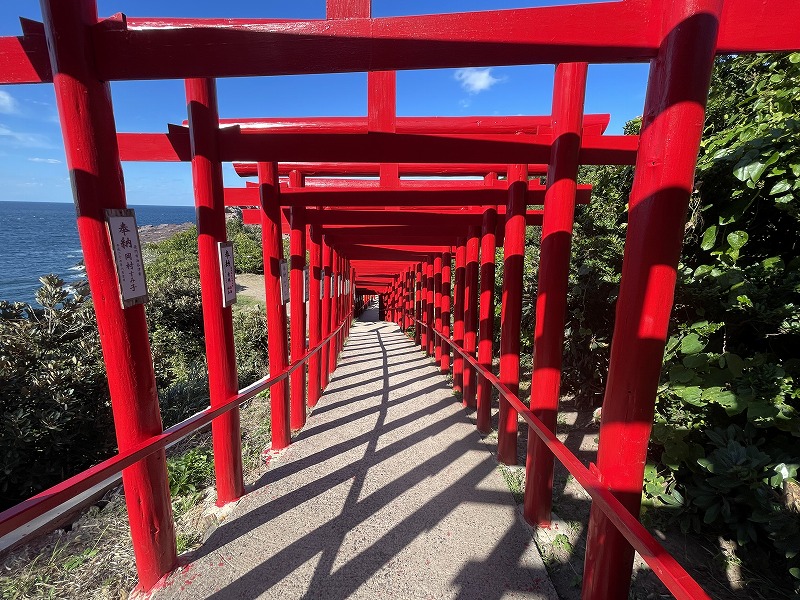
(167, 445), (214, 497)
(0, 277), (115, 509)
(233, 305), (269, 387)
(226, 213), (264, 274)
(558, 53), (800, 587)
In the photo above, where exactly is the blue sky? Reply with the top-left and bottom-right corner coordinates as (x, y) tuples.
(0, 1), (649, 206)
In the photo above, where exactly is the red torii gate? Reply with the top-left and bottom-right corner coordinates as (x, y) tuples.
(0, 1), (797, 599)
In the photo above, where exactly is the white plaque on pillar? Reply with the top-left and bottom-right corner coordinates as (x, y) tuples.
(330, 274), (336, 297)
(279, 259), (290, 305)
(218, 241), (237, 307)
(105, 209), (148, 309)
(321, 275), (326, 300)
(303, 266), (310, 302)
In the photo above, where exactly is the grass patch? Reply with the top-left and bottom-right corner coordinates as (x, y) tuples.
(498, 464), (525, 505)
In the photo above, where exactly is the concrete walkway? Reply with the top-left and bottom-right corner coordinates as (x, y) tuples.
(153, 307), (557, 600)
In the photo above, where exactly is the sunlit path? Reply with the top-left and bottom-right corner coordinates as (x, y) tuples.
(153, 307), (556, 600)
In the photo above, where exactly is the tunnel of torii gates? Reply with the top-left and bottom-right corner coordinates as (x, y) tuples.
(0, 0), (797, 598)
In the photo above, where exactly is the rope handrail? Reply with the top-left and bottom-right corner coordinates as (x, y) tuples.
(0, 313), (352, 539)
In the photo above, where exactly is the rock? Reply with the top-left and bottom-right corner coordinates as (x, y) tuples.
(138, 222), (194, 244)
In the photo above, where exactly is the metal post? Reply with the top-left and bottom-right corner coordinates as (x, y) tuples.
(453, 237), (467, 392)
(185, 78), (244, 505)
(258, 162), (291, 450)
(582, 2), (723, 597)
(462, 225), (481, 408)
(525, 61), (588, 526)
(498, 165), (528, 465)
(40, 0), (176, 587)
(477, 207), (498, 433)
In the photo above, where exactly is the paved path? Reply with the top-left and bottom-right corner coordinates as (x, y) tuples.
(153, 307), (557, 600)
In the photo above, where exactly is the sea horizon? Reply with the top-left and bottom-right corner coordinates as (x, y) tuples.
(0, 201), (197, 304)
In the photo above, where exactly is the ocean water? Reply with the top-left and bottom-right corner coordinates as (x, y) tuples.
(0, 201), (196, 304)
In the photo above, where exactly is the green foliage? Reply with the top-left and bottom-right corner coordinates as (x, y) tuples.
(159, 361), (210, 428)
(167, 446), (214, 497)
(0, 277), (115, 509)
(0, 218), (269, 513)
(226, 212), (264, 274)
(232, 305), (269, 387)
(146, 275), (206, 389)
(544, 53), (800, 587)
(141, 225), (199, 283)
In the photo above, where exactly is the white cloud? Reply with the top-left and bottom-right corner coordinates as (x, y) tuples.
(28, 157), (62, 164)
(0, 124), (55, 149)
(0, 91), (19, 115)
(454, 68), (504, 94)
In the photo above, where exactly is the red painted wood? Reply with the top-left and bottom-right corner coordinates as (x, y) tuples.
(582, 2), (724, 597)
(258, 162), (291, 450)
(405, 267), (414, 332)
(185, 77), (244, 506)
(718, 0), (800, 54)
(0, 316), (348, 542)
(414, 264), (422, 346)
(118, 129), (638, 165)
(452, 238), (466, 392)
(327, 0), (370, 19)
(222, 185), (593, 208)
(335, 251), (345, 364)
(300, 210), (544, 228)
(92, 4), (656, 80)
(498, 165), (527, 466)
(426, 260), (435, 356)
(434, 254), (443, 366)
(215, 129), (636, 165)
(215, 114), (610, 135)
(462, 226), (480, 408)
(321, 237), (333, 389)
(40, 0), (176, 589)
(289, 173), (307, 430)
(420, 260), (429, 351)
(308, 224), (323, 407)
(424, 321), (711, 600)
(0, 20), (52, 84)
(235, 162), (550, 177)
(440, 252), (452, 375)
(78, 2), (800, 81)
(7, 4), (796, 86)
(476, 207), (498, 434)
(526, 62), (588, 527)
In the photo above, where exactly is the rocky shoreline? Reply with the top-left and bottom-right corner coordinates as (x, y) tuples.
(138, 222), (194, 244)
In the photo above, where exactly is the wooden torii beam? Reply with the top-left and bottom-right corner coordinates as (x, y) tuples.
(117, 127), (639, 165)
(3, 2), (798, 84)
(224, 184), (593, 208)
(239, 162), (551, 177)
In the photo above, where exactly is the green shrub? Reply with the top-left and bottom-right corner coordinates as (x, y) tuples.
(233, 305), (269, 386)
(145, 276), (206, 389)
(226, 213), (264, 274)
(0, 277), (115, 509)
(167, 445), (214, 497)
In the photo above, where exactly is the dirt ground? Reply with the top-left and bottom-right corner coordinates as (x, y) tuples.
(234, 273), (266, 302)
